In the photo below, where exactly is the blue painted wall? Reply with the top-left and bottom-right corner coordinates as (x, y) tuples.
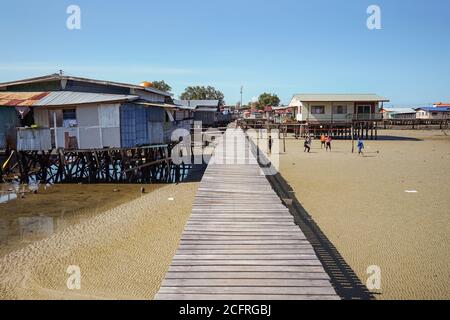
(120, 103), (165, 148)
(0, 108), (18, 149)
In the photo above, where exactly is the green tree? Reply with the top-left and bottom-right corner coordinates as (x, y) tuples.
(258, 93), (280, 109)
(248, 101), (260, 110)
(152, 80), (172, 92)
(180, 86), (225, 104)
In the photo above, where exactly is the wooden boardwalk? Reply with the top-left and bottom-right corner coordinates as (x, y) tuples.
(156, 128), (339, 300)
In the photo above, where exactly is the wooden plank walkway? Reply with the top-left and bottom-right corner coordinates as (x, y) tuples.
(156, 128), (339, 300)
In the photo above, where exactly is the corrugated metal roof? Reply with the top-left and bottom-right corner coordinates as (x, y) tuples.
(176, 100), (220, 109)
(272, 106), (292, 110)
(0, 91), (138, 107)
(176, 105), (196, 111)
(196, 107), (218, 112)
(434, 103), (450, 107)
(35, 91), (138, 106)
(382, 107), (416, 114)
(293, 94), (389, 102)
(0, 92), (50, 107)
(173, 100), (195, 110)
(416, 107), (450, 112)
(135, 101), (177, 109)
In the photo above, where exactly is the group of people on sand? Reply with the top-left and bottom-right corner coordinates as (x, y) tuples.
(304, 134), (365, 155)
(304, 134), (332, 153)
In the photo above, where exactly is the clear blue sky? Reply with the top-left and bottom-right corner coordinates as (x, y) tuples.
(0, 0), (449, 106)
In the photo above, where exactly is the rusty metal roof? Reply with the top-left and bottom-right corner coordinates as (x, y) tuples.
(0, 92), (50, 107)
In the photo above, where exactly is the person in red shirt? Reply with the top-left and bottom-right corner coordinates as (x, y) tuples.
(320, 134), (326, 149)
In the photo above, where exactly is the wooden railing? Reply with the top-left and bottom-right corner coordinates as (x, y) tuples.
(302, 113), (383, 122)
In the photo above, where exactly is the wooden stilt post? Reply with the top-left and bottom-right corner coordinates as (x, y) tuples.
(351, 124), (355, 153)
(375, 121), (378, 140)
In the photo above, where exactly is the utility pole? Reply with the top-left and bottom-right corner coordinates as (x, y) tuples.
(240, 86), (243, 110)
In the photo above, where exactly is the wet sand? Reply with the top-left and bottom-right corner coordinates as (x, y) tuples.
(278, 130), (450, 300)
(0, 184), (163, 257)
(0, 182), (198, 300)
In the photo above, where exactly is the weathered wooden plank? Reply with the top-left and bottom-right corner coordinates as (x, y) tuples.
(155, 294), (340, 300)
(165, 272), (331, 280)
(188, 215), (293, 218)
(189, 214), (292, 218)
(183, 230), (302, 234)
(168, 265), (327, 273)
(173, 254), (317, 260)
(177, 244), (314, 250)
(183, 228), (301, 232)
(191, 208), (290, 211)
(171, 260), (322, 266)
(186, 221), (295, 226)
(182, 233), (304, 238)
(181, 235), (305, 241)
(176, 249), (316, 255)
(162, 279), (332, 287)
(159, 286), (337, 295)
(197, 189), (275, 195)
(187, 219), (295, 224)
(179, 240), (310, 245)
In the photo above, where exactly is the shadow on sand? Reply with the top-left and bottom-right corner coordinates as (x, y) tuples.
(376, 135), (422, 141)
(266, 172), (375, 300)
(180, 163), (208, 183)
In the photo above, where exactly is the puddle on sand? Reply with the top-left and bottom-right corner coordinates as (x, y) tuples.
(0, 192), (17, 204)
(0, 183), (162, 258)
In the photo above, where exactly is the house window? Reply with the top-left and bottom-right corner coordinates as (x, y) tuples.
(432, 112), (438, 116)
(62, 109), (77, 128)
(334, 105), (347, 114)
(311, 106), (325, 114)
(63, 109), (77, 120)
(357, 105), (371, 114)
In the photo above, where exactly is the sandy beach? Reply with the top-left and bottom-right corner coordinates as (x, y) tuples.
(0, 182), (198, 300)
(278, 130), (450, 300)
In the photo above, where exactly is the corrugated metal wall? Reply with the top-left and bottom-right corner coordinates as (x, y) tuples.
(17, 128), (52, 151)
(62, 104), (121, 149)
(194, 111), (217, 126)
(0, 108), (18, 149)
(120, 103), (165, 148)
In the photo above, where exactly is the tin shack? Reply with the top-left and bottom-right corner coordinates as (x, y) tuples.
(0, 74), (182, 150)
